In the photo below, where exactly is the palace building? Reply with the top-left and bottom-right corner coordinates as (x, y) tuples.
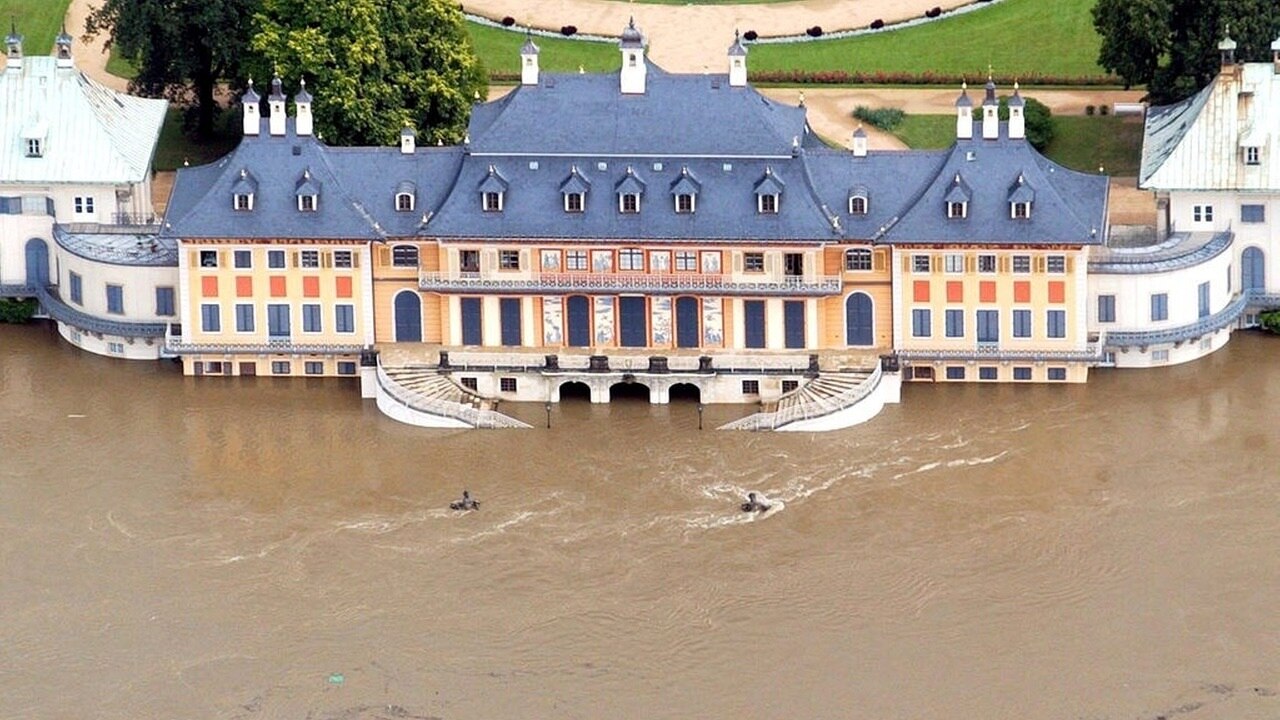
(0, 25), (170, 359)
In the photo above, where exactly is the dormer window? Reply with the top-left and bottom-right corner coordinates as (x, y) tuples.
(849, 195), (868, 215)
(295, 167), (319, 212)
(675, 194), (695, 213)
(758, 194), (778, 214)
(670, 166), (701, 214)
(1007, 172), (1034, 220)
(1011, 201), (1031, 219)
(947, 201), (967, 219)
(483, 191), (503, 212)
(753, 166), (785, 215)
(945, 172), (971, 220)
(298, 194), (317, 212)
(25, 138), (42, 157)
(565, 192), (584, 212)
(478, 165), (508, 213)
(234, 193), (253, 211)
(560, 165), (590, 214)
(396, 193), (414, 211)
(615, 166), (646, 215)
(620, 193), (640, 213)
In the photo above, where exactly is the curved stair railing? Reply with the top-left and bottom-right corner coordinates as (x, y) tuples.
(719, 364), (883, 431)
(375, 361), (530, 429)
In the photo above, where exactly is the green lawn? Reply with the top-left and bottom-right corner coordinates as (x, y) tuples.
(106, 48), (137, 80)
(152, 109), (240, 172)
(1, 0), (73, 54)
(892, 113), (1143, 176)
(749, 0), (1105, 79)
(467, 22), (619, 76)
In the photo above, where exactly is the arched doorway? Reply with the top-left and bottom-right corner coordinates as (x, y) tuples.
(668, 382), (701, 403)
(1242, 247), (1265, 292)
(609, 381), (650, 402)
(846, 292), (874, 346)
(393, 290), (422, 342)
(675, 296), (699, 348)
(559, 381), (591, 401)
(25, 238), (49, 289)
(566, 295), (590, 347)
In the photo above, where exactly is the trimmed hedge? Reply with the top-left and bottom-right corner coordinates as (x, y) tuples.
(749, 69), (1123, 86)
(0, 298), (38, 324)
(852, 106), (906, 131)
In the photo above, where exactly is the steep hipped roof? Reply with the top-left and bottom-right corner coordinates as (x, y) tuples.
(0, 56), (167, 184)
(465, 62), (815, 157)
(1140, 63), (1280, 190)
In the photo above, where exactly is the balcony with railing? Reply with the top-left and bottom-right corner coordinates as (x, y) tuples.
(163, 334), (367, 355)
(1104, 292), (1249, 347)
(897, 336), (1106, 364)
(419, 270), (842, 296)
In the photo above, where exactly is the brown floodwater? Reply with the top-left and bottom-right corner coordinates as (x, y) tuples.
(1, 322), (1278, 720)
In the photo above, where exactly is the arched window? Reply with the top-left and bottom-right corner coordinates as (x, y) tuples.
(849, 195), (868, 215)
(395, 193), (414, 212)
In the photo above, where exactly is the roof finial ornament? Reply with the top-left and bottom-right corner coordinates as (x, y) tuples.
(579, 65), (585, 74)
(798, 90), (805, 107)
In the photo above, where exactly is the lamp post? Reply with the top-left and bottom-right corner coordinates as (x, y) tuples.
(545, 400), (552, 429)
(697, 402), (704, 430)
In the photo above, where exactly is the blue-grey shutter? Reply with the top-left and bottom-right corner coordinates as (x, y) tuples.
(500, 298), (522, 346)
(744, 300), (766, 348)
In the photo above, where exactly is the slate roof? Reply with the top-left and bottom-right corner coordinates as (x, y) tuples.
(0, 56), (167, 184)
(881, 123), (1108, 245)
(162, 120), (465, 240)
(465, 61), (816, 157)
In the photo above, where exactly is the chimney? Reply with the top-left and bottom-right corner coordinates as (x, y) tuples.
(619, 18), (647, 94)
(1008, 81), (1025, 140)
(242, 79), (261, 136)
(728, 29), (748, 87)
(54, 24), (72, 69)
(955, 81), (973, 140)
(852, 125), (867, 157)
(982, 75), (999, 140)
(520, 32), (539, 86)
(1218, 28), (1236, 71)
(268, 75), (286, 136)
(5, 21), (21, 71)
(400, 127), (416, 154)
(294, 78), (313, 136)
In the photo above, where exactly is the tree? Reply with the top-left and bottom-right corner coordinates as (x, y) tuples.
(248, 0), (487, 146)
(1093, 0), (1280, 103)
(85, 0), (259, 138)
(972, 96), (1055, 151)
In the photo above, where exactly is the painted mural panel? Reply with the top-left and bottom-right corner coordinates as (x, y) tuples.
(651, 296), (672, 346)
(700, 251), (721, 275)
(540, 250), (560, 272)
(543, 296), (563, 345)
(594, 296), (615, 345)
(650, 251), (671, 274)
(592, 250), (613, 273)
(702, 297), (724, 346)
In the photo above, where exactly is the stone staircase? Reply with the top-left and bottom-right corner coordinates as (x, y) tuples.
(719, 367), (883, 431)
(376, 365), (530, 429)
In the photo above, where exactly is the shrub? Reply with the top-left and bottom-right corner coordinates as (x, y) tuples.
(1085, 104), (1096, 115)
(746, 70), (1123, 88)
(0, 298), (38, 324)
(560, 25), (576, 36)
(852, 105), (906, 131)
(1260, 310), (1280, 335)
(926, 6), (942, 17)
(501, 16), (515, 27)
(1099, 104), (1110, 115)
(870, 19), (884, 29)
(743, 30), (758, 41)
(807, 26), (823, 38)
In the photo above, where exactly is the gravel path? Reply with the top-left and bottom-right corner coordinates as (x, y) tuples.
(65, 0), (127, 91)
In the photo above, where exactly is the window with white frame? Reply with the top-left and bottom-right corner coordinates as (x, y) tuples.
(300, 250), (320, 268)
(1241, 204), (1265, 223)
(392, 245), (419, 267)
(944, 253), (964, 273)
(675, 251), (698, 271)
(977, 254), (996, 273)
(499, 250), (520, 270)
(234, 193), (253, 211)
(1245, 146), (1260, 166)
(25, 138), (42, 157)
(483, 191), (503, 212)
(199, 250), (218, 268)
(675, 194), (695, 213)
(1193, 205), (1213, 223)
(845, 248), (872, 271)
(395, 193), (414, 211)
(912, 254), (931, 273)
(849, 195), (868, 215)
(619, 249), (644, 271)
(566, 250), (587, 271)
(1047, 255), (1066, 274)
(1012, 255), (1031, 273)
(333, 250), (353, 268)
(565, 192), (584, 213)
(758, 194), (778, 214)
(619, 193), (640, 214)
(73, 196), (95, 215)
(234, 250), (252, 268)
(1011, 201), (1030, 218)
(268, 249), (286, 268)
(298, 194), (317, 212)
(744, 252), (765, 272)
(947, 201), (966, 218)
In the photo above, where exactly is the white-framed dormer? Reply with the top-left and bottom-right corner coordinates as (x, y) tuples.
(478, 165), (507, 213)
(296, 168), (319, 212)
(1008, 172), (1034, 219)
(560, 165), (590, 213)
(616, 165), (645, 214)
(395, 180), (416, 212)
(232, 168), (257, 211)
(848, 184), (869, 215)
(945, 173), (970, 219)
(754, 166), (784, 214)
(670, 166), (700, 214)
(21, 118), (47, 157)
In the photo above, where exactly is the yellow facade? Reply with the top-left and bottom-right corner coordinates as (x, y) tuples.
(894, 245), (1092, 383)
(179, 241), (371, 377)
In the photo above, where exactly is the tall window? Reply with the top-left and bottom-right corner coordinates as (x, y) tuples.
(298, 194), (317, 212)
(849, 196), (868, 215)
(156, 287), (175, 316)
(201, 304), (221, 332)
(1046, 309), (1066, 338)
(1151, 293), (1169, 321)
(483, 192), (502, 212)
(619, 249), (644, 271)
(302, 304), (322, 333)
(911, 309), (931, 337)
(396, 193), (414, 211)
(945, 309), (965, 338)
(620, 193), (640, 214)
(106, 284), (124, 315)
(1013, 309), (1031, 338)
(566, 250), (587, 271)
(235, 304), (254, 332)
(675, 194), (694, 213)
(845, 248), (872, 271)
(977, 309), (999, 342)
(335, 305), (355, 333)
(69, 272), (82, 305)
(1097, 294), (1115, 323)
(392, 245), (419, 267)
(1198, 281), (1210, 318)
(234, 193), (253, 211)
(565, 193), (584, 213)
(1012, 202), (1030, 219)
(759, 194), (778, 214)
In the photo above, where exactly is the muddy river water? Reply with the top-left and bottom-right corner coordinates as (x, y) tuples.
(1, 324), (1277, 719)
